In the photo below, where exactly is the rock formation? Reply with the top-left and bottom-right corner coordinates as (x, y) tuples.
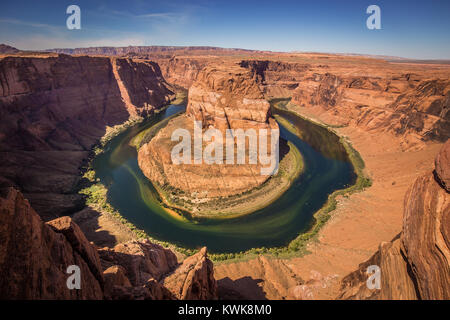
(289, 68), (450, 148)
(147, 55), (450, 150)
(98, 240), (178, 285)
(0, 187), (218, 300)
(435, 140), (450, 191)
(138, 63), (279, 199)
(154, 56), (211, 88)
(337, 140), (450, 300)
(163, 247), (218, 300)
(0, 187), (104, 299)
(0, 54), (173, 220)
(112, 58), (174, 116)
(47, 45), (263, 57)
(0, 44), (19, 54)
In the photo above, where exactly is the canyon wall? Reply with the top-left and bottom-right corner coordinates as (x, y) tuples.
(150, 56), (450, 150)
(337, 140), (450, 300)
(236, 59), (450, 148)
(291, 73), (449, 146)
(47, 46), (263, 56)
(153, 56), (212, 89)
(37, 49), (448, 152)
(0, 54), (173, 219)
(239, 60), (309, 97)
(0, 187), (218, 300)
(138, 63), (279, 199)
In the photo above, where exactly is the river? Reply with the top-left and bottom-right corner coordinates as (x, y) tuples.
(93, 103), (356, 253)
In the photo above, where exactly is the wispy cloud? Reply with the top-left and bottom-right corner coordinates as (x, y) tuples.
(137, 12), (178, 19)
(4, 34), (147, 51)
(103, 9), (185, 22)
(0, 18), (64, 33)
(0, 3), (200, 50)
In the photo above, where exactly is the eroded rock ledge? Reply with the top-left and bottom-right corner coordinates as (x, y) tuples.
(0, 187), (218, 300)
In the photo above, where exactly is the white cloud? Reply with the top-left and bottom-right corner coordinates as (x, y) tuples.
(4, 34), (146, 51)
(0, 16), (149, 50)
(0, 18), (64, 33)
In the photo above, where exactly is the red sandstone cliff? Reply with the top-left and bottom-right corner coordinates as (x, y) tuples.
(154, 56), (211, 89)
(337, 140), (450, 300)
(47, 46), (263, 57)
(147, 56), (450, 149)
(236, 59), (449, 147)
(0, 187), (218, 300)
(292, 74), (449, 145)
(0, 54), (173, 219)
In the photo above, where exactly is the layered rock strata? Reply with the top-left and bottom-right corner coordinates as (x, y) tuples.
(236, 59), (449, 147)
(138, 63), (279, 199)
(0, 54), (173, 219)
(292, 75), (449, 146)
(0, 187), (218, 300)
(337, 140), (450, 300)
(150, 55), (450, 149)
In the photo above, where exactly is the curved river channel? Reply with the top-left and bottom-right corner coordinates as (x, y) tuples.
(93, 104), (356, 253)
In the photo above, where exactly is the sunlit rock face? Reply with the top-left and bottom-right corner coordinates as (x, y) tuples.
(337, 140), (450, 300)
(0, 54), (173, 220)
(138, 63), (280, 199)
(0, 187), (218, 300)
(290, 70), (450, 150)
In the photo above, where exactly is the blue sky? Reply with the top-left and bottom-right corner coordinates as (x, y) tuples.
(0, 0), (449, 59)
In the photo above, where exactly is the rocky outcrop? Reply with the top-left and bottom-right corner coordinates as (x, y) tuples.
(163, 247), (218, 300)
(0, 187), (104, 299)
(186, 64), (274, 129)
(239, 60), (310, 97)
(111, 58), (174, 116)
(435, 140), (450, 191)
(0, 44), (19, 54)
(138, 63), (279, 199)
(98, 240), (178, 285)
(154, 56), (211, 88)
(46, 216), (105, 284)
(290, 71), (450, 147)
(0, 54), (173, 219)
(0, 187), (218, 300)
(47, 46), (262, 57)
(338, 140), (450, 300)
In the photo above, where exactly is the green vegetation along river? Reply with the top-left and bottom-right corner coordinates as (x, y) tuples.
(92, 103), (356, 253)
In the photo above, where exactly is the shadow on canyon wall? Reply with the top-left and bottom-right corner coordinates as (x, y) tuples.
(71, 207), (119, 248)
(218, 276), (267, 300)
